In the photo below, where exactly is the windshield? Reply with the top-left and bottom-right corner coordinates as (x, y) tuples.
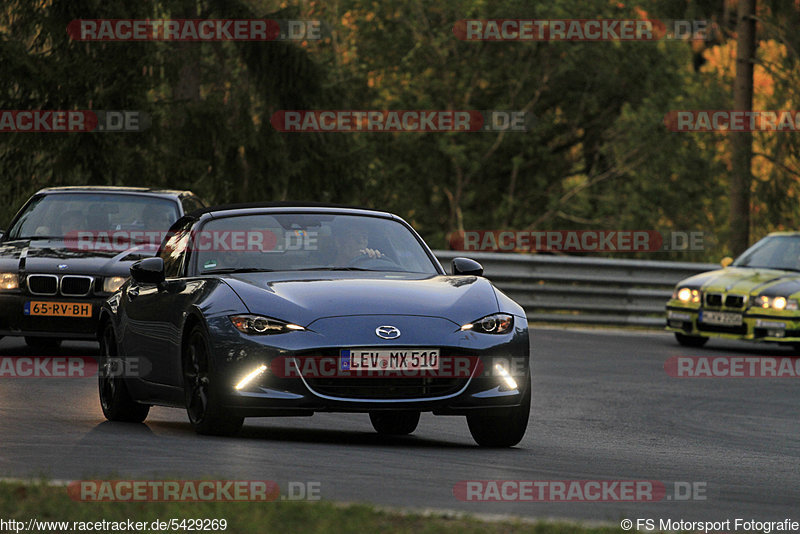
(732, 235), (800, 271)
(6, 193), (179, 240)
(191, 213), (439, 274)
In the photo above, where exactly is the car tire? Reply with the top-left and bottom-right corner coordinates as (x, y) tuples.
(183, 325), (244, 437)
(674, 332), (708, 347)
(467, 377), (531, 448)
(24, 336), (61, 351)
(369, 411), (420, 435)
(98, 322), (150, 423)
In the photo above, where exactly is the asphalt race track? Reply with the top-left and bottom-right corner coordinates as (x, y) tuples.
(0, 328), (798, 524)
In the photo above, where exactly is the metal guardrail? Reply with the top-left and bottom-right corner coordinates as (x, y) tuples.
(433, 250), (719, 327)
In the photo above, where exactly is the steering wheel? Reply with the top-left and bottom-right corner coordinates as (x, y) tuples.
(348, 252), (399, 269)
(348, 252), (377, 266)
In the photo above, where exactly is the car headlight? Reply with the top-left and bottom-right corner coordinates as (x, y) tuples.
(755, 296), (798, 310)
(460, 313), (514, 334)
(674, 287), (701, 304)
(230, 315), (306, 335)
(0, 273), (19, 290)
(102, 276), (128, 293)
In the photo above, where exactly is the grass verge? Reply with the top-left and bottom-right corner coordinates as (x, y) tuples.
(0, 480), (625, 534)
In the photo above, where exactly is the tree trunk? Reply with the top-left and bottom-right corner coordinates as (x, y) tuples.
(729, 0), (756, 255)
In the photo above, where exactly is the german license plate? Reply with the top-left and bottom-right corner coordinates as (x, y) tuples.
(24, 301), (92, 318)
(699, 310), (742, 326)
(340, 348), (439, 371)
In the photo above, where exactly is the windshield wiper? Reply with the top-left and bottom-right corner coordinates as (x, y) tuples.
(203, 267), (275, 274)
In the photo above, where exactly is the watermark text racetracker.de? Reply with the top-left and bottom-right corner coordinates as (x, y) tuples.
(453, 480), (707, 502)
(0, 110), (149, 132)
(270, 110), (534, 132)
(67, 19), (328, 41)
(65, 228), (319, 253)
(449, 230), (705, 253)
(68, 480), (321, 502)
(453, 19), (715, 41)
(664, 110), (800, 132)
(0, 357), (145, 379)
(268, 354), (528, 379)
(665, 356), (800, 378)
(620, 518), (800, 533)
(0, 357), (96, 378)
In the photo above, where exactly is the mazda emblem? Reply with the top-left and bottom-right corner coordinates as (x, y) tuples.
(375, 325), (401, 339)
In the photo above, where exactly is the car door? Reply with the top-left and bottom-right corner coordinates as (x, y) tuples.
(119, 219), (195, 387)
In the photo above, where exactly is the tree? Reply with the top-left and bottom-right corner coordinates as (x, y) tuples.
(730, 0), (756, 255)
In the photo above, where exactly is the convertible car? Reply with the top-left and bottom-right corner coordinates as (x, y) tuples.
(0, 186), (205, 349)
(97, 204), (531, 447)
(667, 232), (800, 350)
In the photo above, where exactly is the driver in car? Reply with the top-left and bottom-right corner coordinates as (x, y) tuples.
(60, 210), (86, 235)
(332, 226), (385, 265)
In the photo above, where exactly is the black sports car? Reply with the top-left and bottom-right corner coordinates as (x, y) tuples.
(0, 186), (205, 349)
(98, 204), (531, 447)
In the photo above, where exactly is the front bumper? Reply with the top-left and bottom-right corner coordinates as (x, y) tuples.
(0, 292), (108, 339)
(666, 300), (800, 343)
(227, 359), (530, 416)
(201, 313), (531, 417)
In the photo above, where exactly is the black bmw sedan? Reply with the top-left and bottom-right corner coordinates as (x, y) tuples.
(98, 204), (531, 447)
(0, 186), (205, 349)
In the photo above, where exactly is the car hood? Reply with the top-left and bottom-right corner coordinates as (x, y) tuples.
(221, 271), (501, 326)
(678, 266), (800, 297)
(0, 239), (157, 276)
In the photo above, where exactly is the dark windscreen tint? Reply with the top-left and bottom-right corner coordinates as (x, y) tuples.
(7, 193), (179, 239)
(733, 235), (800, 271)
(193, 213), (438, 274)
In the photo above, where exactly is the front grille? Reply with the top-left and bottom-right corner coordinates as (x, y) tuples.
(26, 274), (94, 296)
(725, 294), (745, 308)
(705, 293), (746, 309)
(60, 276), (92, 296)
(305, 376), (467, 400)
(297, 349), (473, 400)
(27, 275), (58, 295)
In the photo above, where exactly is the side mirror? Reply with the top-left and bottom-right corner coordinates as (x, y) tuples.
(452, 257), (484, 276)
(720, 256), (734, 268)
(130, 257), (165, 284)
(0, 228), (4, 241)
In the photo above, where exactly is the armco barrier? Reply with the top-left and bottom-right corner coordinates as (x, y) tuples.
(433, 251), (718, 327)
